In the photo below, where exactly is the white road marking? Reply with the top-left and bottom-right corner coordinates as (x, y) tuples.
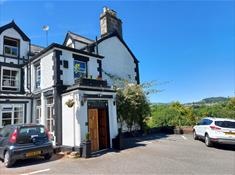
(20, 168), (50, 175)
(181, 135), (188, 140)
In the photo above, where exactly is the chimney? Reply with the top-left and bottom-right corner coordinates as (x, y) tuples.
(100, 7), (123, 38)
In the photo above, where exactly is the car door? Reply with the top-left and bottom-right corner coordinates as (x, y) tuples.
(195, 119), (204, 136)
(0, 126), (11, 158)
(200, 119), (213, 137)
(200, 119), (208, 137)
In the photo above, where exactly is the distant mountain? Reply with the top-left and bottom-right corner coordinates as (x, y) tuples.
(201, 97), (229, 104)
(184, 97), (230, 106)
(152, 97), (231, 106)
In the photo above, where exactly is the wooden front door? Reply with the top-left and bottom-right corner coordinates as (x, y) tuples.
(88, 109), (99, 152)
(98, 109), (109, 150)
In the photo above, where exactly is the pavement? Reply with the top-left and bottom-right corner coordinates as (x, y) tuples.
(0, 134), (235, 175)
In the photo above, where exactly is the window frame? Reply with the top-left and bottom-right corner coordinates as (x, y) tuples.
(35, 99), (41, 124)
(0, 104), (24, 128)
(35, 65), (41, 89)
(0, 66), (21, 92)
(74, 60), (87, 80)
(3, 36), (20, 58)
(46, 97), (54, 133)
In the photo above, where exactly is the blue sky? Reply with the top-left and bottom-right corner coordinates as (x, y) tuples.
(0, 0), (234, 103)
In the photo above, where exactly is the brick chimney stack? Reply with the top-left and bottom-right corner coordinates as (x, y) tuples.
(100, 7), (123, 38)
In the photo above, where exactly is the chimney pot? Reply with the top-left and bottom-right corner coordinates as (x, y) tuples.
(100, 7), (122, 38)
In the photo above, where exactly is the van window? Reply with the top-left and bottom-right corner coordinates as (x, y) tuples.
(215, 121), (235, 129)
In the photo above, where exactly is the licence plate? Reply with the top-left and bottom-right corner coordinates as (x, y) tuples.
(224, 132), (235, 136)
(26, 150), (41, 157)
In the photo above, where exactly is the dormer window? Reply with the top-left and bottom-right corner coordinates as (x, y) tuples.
(4, 37), (19, 57)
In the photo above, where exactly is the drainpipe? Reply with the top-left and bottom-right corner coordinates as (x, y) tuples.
(73, 93), (76, 150)
(95, 36), (99, 55)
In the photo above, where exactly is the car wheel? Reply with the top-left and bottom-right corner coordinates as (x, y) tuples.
(44, 153), (52, 160)
(193, 130), (198, 140)
(4, 151), (14, 168)
(205, 134), (212, 147)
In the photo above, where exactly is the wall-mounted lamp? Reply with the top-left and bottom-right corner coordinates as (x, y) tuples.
(113, 96), (116, 106)
(80, 94), (87, 106)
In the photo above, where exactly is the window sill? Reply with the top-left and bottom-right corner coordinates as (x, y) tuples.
(3, 53), (18, 58)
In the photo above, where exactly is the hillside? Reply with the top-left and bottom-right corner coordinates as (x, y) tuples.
(184, 97), (230, 106)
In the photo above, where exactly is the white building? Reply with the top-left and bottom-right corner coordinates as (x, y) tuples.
(0, 7), (139, 152)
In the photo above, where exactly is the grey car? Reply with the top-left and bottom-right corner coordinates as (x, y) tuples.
(0, 124), (53, 168)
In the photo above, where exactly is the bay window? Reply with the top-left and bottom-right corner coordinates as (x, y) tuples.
(0, 104), (24, 127)
(1, 67), (20, 91)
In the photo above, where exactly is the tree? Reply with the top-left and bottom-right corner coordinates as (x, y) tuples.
(103, 70), (158, 132)
(116, 83), (151, 132)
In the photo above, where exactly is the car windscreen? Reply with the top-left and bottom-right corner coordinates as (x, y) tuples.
(17, 126), (47, 144)
(215, 121), (235, 129)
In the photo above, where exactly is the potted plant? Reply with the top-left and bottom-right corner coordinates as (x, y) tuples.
(82, 132), (91, 158)
(65, 99), (75, 108)
(112, 128), (122, 150)
(96, 76), (102, 80)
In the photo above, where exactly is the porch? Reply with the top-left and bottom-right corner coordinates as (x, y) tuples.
(61, 87), (118, 152)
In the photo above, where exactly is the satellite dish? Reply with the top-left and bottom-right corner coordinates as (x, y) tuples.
(42, 25), (49, 31)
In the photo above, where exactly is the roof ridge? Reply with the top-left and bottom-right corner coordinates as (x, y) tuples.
(31, 43), (45, 48)
(68, 31), (94, 42)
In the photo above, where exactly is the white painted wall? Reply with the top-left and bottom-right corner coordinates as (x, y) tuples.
(62, 92), (81, 147)
(62, 90), (118, 148)
(30, 51), (54, 92)
(65, 38), (74, 48)
(98, 36), (137, 85)
(60, 50), (100, 86)
(0, 28), (29, 59)
(41, 52), (54, 89)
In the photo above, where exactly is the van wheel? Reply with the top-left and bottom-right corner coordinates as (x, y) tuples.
(205, 134), (212, 147)
(4, 151), (14, 168)
(193, 131), (198, 140)
(44, 153), (52, 160)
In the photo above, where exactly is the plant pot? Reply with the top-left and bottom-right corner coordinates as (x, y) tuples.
(82, 140), (91, 158)
(112, 137), (120, 150)
(173, 128), (183, 134)
(112, 128), (123, 150)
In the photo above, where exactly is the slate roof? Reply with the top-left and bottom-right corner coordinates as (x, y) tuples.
(30, 43), (104, 62)
(30, 44), (45, 56)
(63, 31), (94, 45)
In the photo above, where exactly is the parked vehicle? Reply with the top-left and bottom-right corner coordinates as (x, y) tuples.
(193, 117), (235, 147)
(0, 124), (53, 168)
